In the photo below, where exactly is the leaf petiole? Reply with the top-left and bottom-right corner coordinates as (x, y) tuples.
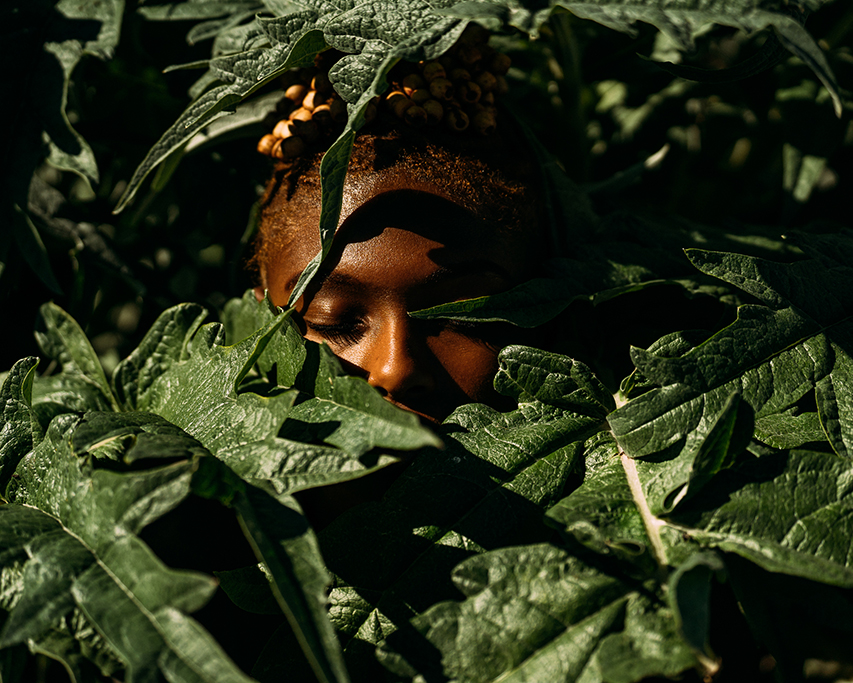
(620, 451), (669, 571)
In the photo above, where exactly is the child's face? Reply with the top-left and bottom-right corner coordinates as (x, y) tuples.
(259, 168), (539, 423)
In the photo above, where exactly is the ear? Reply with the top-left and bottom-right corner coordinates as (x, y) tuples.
(253, 286), (266, 302)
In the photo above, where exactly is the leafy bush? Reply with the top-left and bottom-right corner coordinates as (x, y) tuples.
(2, 1), (852, 682)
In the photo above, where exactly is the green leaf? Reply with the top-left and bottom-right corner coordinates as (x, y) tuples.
(378, 543), (699, 683)
(139, 2), (262, 21)
(816, 341), (853, 458)
(72, 537), (253, 683)
(184, 91), (284, 154)
(70, 411), (211, 465)
(554, 366), (853, 597)
(115, 22), (325, 212)
(140, 293), (431, 500)
(754, 410), (826, 449)
(0, 358), (41, 498)
(218, 435), (401, 500)
(494, 345), (614, 416)
(140, 316), (296, 451)
(30, 374), (114, 433)
(185, 9), (263, 47)
(609, 233), (853, 509)
(34, 303), (117, 413)
(112, 303), (208, 411)
(235, 486), (350, 683)
(11, 205), (62, 295)
(221, 290), (322, 390)
(27, 607), (123, 682)
(672, 390), (754, 508)
(285, 375), (443, 457)
(13, 415), (199, 545)
(4, 414), (261, 682)
(215, 565), (280, 615)
(669, 449), (853, 588)
(320, 363), (599, 663)
(0, 531), (93, 648)
(546, 456), (665, 577)
(667, 552), (724, 670)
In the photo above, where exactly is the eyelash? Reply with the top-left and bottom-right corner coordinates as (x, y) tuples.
(304, 317), (488, 349)
(305, 320), (365, 347)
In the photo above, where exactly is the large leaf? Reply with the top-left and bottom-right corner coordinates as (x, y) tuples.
(441, 0), (841, 114)
(234, 486), (351, 683)
(31, 303), (118, 423)
(668, 448), (853, 588)
(27, 606), (123, 683)
(608, 231), (853, 511)
(112, 303), (208, 412)
(316, 346), (606, 671)
(139, 315), (296, 451)
(0, 358), (41, 498)
(2, 414), (259, 683)
(377, 543), (700, 683)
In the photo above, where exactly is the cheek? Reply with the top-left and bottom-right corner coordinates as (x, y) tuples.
(428, 331), (503, 403)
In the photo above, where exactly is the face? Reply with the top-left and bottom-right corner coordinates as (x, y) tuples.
(259, 167), (540, 423)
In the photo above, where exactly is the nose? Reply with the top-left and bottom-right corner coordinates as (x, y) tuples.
(364, 318), (436, 406)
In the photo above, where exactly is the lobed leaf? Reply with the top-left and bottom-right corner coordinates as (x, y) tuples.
(378, 543), (699, 683)
(0, 358), (41, 498)
(669, 449), (853, 588)
(140, 316), (296, 451)
(609, 233), (853, 511)
(112, 303), (208, 412)
(33, 303), (118, 417)
(219, 290), (440, 494)
(319, 349), (604, 668)
(0, 412), (264, 683)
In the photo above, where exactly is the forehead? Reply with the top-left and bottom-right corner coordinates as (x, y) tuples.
(257, 132), (544, 297)
(268, 188), (523, 297)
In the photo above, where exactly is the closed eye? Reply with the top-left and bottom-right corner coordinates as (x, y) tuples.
(305, 320), (366, 348)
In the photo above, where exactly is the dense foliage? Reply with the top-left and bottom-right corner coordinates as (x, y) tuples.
(2, 1), (852, 682)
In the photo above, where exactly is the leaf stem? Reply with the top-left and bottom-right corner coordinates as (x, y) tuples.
(620, 451), (669, 569)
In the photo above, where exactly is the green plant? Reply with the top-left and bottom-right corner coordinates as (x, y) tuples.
(2, 1), (852, 682)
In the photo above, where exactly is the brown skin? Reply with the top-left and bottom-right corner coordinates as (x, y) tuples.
(257, 167), (542, 424)
(255, 152), (544, 528)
